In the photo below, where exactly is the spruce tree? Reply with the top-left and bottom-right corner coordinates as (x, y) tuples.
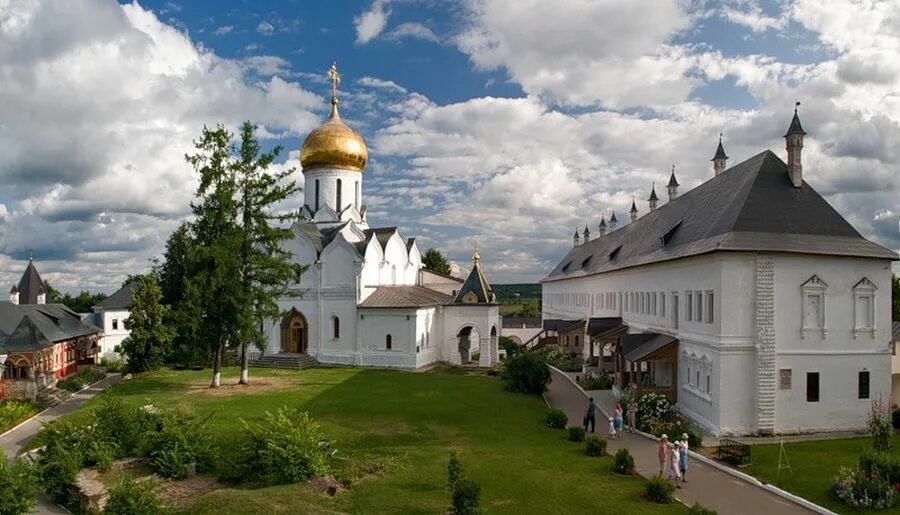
(121, 275), (174, 373)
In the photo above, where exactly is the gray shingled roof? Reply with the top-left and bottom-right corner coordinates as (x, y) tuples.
(622, 333), (676, 362)
(358, 286), (453, 308)
(545, 150), (898, 282)
(17, 261), (44, 305)
(93, 282), (138, 310)
(0, 302), (102, 353)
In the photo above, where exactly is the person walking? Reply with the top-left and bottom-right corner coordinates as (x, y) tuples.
(627, 397), (638, 433)
(668, 442), (682, 488)
(607, 417), (617, 439)
(613, 403), (624, 438)
(658, 434), (669, 476)
(680, 433), (690, 482)
(583, 397), (597, 433)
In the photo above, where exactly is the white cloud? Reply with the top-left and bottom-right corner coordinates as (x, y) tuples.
(358, 76), (408, 94)
(354, 0), (390, 44)
(386, 22), (439, 43)
(721, 3), (787, 32)
(213, 25), (233, 35)
(256, 20), (274, 35)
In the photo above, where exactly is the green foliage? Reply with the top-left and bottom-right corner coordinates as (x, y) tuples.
(0, 401), (36, 433)
(142, 407), (216, 479)
(541, 348), (583, 372)
(0, 458), (38, 515)
(501, 352), (550, 394)
(451, 477), (481, 515)
(832, 466), (896, 509)
(635, 393), (702, 448)
(643, 475), (675, 504)
(869, 398), (893, 452)
(498, 336), (520, 359)
(687, 502), (717, 515)
(84, 439), (116, 472)
(492, 283), (541, 301)
(422, 248), (451, 276)
(859, 451), (900, 485)
(567, 426), (586, 442)
(893, 408), (900, 430)
(240, 407), (331, 484)
(544, 409), (567, 429)
(99, 356), (125, 373)
(104, 479), (163, 515)
(56, 367), (107, 392)
(54, 290), (107, 314)
(577, 373), (614, 390)
(35, 421), (84, 506)
(501, 298), (541, 318)
(121, 275), (174, 373)
(613, 448), (635, 474)
(92, 397), (153, 457)
(584, 436), (607, 457)
(447, 452), (462, 492)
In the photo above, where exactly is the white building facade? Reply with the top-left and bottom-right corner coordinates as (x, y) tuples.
(259, 69), (500, 370)
(542, 111), (897, 436)
(91, 282), (136, 359)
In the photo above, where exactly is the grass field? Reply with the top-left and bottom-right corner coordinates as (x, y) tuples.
(45, 366), (682, 514)
(743, 436), (900, 514)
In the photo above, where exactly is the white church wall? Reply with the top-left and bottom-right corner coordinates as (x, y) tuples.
(381, 233), (410, 285)
(414, 307), (442, 368)
(318, 297), (358, 358)
(284, 231), (320, 286)
(321, 241), (357, 287)
(406, 244), (422, 284)
(359, 240), (384, 303)
(97, 309), (130, 358)
(303, 167), (363, 214)
(358, 308), (417, 368)
(772, 254), (892, 433)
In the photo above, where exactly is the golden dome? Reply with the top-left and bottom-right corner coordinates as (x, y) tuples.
(300, 99), (368, 173)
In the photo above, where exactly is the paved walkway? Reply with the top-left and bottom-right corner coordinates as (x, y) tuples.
(0, 374), (122, 514)
(545, 368), (812, 515)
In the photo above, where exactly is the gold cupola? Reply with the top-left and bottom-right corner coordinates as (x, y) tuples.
(300, 62), (368, 173)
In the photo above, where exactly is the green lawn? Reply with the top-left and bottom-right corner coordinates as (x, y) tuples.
(42, 366), (683, 514)
(744, 437), (900, 514)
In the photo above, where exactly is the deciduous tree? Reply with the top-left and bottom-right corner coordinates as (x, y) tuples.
(121, 275), (174, 373)
(423, 248), (452, 276)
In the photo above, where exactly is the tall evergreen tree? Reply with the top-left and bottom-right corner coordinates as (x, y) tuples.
(423, 248), (452, 276)
(233, 122), (304, 385)
(184, 125), (244, 388)
(121, 275), (174, 373)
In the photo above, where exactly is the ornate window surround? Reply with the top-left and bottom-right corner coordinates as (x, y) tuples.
(800, 275), (827, 339)
(852, 278), (877, 339)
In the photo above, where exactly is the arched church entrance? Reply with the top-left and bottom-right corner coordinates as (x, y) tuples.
(457, 325), (481, 364)
(281, 309), (309, 354)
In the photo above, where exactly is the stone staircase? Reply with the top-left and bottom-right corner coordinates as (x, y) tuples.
(251, 353), (318, 370)
(36, 387), (72, 408)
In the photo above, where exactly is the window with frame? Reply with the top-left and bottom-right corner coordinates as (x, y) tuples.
(707, 291), (714, 323)
(386, 334), (392, 350)
(695, 292), (703, 323)
(852, 278), (876, 339)
(858, 371), (870, 399)
(660, 292), (665, 318)
(332, 316), (340, 339)
(686, 291), (693, 321)
(652, 292), (657, 316)
(806, 372), (820, 402)
(801, 275), (827, 339)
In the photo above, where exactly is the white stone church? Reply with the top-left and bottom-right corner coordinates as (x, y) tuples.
(542, 109), (898, 436)
(258, 66), (500, 369)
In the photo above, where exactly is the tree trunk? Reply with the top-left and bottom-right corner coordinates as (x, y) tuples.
(210, 344), (222, 388)
(239, 341), (249, 385)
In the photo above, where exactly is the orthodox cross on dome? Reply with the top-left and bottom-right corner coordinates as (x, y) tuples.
(472, 242), (480, 264)
(327, 61), (341, 102)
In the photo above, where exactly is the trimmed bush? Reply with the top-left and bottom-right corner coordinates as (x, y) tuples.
(451, 477), (481, 515)
(0, 458), (38, 515)
(501, 352), (550, 394)
(104, 479), (163, 515)
(544, 409), (567, 429)
(612, 448), (635, 474)
(447, 452), (462, 491)
(567, 426), (586, 442)
(869, 399), (894, 452)
(687, 502), (718, 515)
(643, 475), (675, 504)
(239, 407), (331, 485)
(584, 436), (607, 457)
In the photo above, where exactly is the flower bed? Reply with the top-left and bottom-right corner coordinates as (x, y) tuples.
(0, 400), (38, 433)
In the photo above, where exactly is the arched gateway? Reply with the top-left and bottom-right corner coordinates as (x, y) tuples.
(280, 309), (308, 354)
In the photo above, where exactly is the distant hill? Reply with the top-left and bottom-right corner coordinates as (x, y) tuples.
(492, 283), (541, 301)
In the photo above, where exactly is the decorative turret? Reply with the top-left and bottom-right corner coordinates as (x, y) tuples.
(16, 253), (45, 305)
(573, 228), (580, 246)
(785, 102), (806, 188)
(667, 165), (679, 201)
(598, 216), (607, 237)
(583, 225), (590, 243)
(452, 244), (496, 305)
(648, 183), (659, 211)
(712, 133), (728, 176)
(609, 210), (618, 230)
(9, 286), (18, 305)
(629, 198), (638, 222)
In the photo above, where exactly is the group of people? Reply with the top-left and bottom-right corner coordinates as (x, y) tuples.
(658, 434), (690, 488)
(583, 397), (638, 440)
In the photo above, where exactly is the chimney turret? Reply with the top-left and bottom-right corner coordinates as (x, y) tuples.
(582, 225), (590, 243)
(598, 216), (606, 237)
(712, 133), (728, 176)
(629, 198), (638, 222)
(785, 102), (806, 188)
(648, 183), (659, 211)
(667, 165), (679, 201)
(573, 228), (580, 247)
(609, 211), (618, 231)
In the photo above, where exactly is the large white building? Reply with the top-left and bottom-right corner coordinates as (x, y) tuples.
(542, 110), (898, 436)
(257, 65), (500, 369)
(90, 282), (136, 359)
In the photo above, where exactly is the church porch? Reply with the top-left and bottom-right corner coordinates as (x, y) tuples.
(614, 333), (679, 403)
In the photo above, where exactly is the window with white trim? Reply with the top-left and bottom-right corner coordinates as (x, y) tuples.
(652, 292), (657, 316)
(852, 278), (876, 339)
(686, 291), (693, 321)
(695, 291), (702, 323)
(706, 291), (714, 323)
(801, 275), (827, 339)
(660, 292), (665, 318)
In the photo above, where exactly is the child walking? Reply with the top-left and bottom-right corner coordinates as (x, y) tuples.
(607, 417), (618, 439)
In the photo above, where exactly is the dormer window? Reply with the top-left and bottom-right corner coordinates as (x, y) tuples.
(608, 245), (622, 261)
(852, 278), (876, 339)
(660, 220), (683, 246)
(801, 275), (827, 339)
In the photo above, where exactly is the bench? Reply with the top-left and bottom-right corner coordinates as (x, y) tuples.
(717, 438), (751, 465)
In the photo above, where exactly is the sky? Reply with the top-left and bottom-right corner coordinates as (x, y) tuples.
(0, 0), (898, 293)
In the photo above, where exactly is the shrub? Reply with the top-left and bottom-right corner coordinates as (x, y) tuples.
(545, 409), (568, 429)
(584, 436), (607, 457)
(0, 401), (37, 433)
(501, 352), (550, 395)
(612, 448), (635, 474)
(577, 374), (614, 390)
(84, 439), (116, 472)
(543, 348), (583, 372)
(832, 466), (896, 509)
(567, 426), (586, 442)
(92, 397), (153, 457)
(104, 479), (163, 515)
(498, 336), (520, 359)
(100, 356), (126, 373)
(55, 368), (106, 392)
(35, 426), (83, 506)
(643, 475), (675, 504)
(869, 399), (893, 452)
(142, 407), (215, 479)
(447, 452), (462, 492)
(0, 458), (38, 515)
(859, 451), (900, 485)
(451, 477), (481, 515)
(687, 503), (718, 515)
(240, 407), (331, 484)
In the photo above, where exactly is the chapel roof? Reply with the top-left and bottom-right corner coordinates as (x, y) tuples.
(0, 302), (102, 353)
(545, 150), (898, 282)
(93, 281), (138, 311)
(452, 248), (497, 304)
(17, 259), (45, 305)
(358, 285), (453, 308)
